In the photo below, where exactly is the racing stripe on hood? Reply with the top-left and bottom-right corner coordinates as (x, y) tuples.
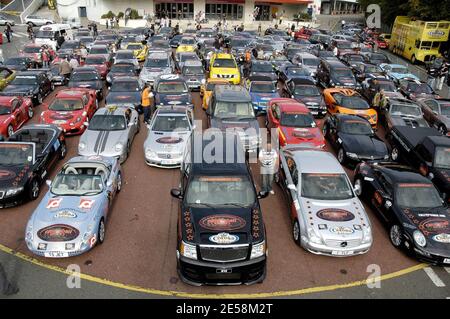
(94, 131), (104, 153)
(100, 131), (110, 153)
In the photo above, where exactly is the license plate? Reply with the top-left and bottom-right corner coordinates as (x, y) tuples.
(216, 268), (232, 274)
(332, 250), (354, 256)
(161, 159), (176, 165)
(44, 251), (68, 258)
(444, 258), (450, 264)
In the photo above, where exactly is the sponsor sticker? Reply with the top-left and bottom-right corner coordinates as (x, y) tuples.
(209, 232), (239, 244)
(433, 233), (450, 243)
(316, 209), (355, 222)
(79, 198), (95, 210)
(55, 210), (77, 218)
(199, 214), (247, 231)
(46, 198), (63, 209)
(329, 226), (355, 234)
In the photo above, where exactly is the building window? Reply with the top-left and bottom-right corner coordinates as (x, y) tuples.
(205, 3), (243, 20)
(155, 2), (194, 20)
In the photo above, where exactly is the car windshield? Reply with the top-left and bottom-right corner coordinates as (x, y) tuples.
(152, 115), (190, 131)
(252, 63), (273, 72)
(79, 36), (94, 43)
(395, 183), (443, 208)
(364, 65), (381, 73)
(0, 143), (34, 165)
(438, 102), (450, 116)
(71, 72), (98, 81)
(110, 81), (140, 92)
(407, 83), (433, 94)
(280, 112), (315, 127)
(318, 51), (334, 57)
(110, 65), (134, 74)
(144, 58), (168, 67)
(23, 46), (40, 53)
(49, 98), (83, 111)
(185, 176), (255, 206)
(347, 55), (364, 62)
(337, 96), (369, 109)
(85, 57), (105, 65)
(340, 120), (373, 135)
(391, 66), (408, 74)
(5, 58), (28, 65)
(12, 76), (37, 85)
(251, 82), (276, 93)
(213, 58), (236, 68)
(126, 44), (142, 50)
(434, 147), (450, 169)
(51, 174), (104, 196)
(214, 101), (255, 119)
(183, 66), (203, 75)
(377, 81), (396, 92)
(35, 31), (53, 39)
(230, 39), (251, 47)
(89, 115), (126, 131)
(180, 38), (195, 45)
(90, 47), (108, 54)
(157, 81), (188, 93)
(303, 58), (319, 66)
(287, 68), (309, 76)
(116, 52), (134, 59)
(294, 85), (320, 96)
(180, 54), (197, 62)
(336, 42), (352, 49)
(370, 53), (387, 61)
(0, 105), (11, 115)
(333, 68), (353, 77)
(301, 173), (354, 200)
(390, 104), (422, 117)
(61, 42), (79, 49)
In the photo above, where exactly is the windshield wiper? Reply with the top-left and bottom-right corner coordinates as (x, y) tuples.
(222, 203), (248, 208)
(191, 202), (216, 209)
(80, 191), (102, 196)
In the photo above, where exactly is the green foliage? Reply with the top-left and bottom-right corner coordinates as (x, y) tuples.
(129, 9), (143, 20)
(101, 11), (115, 19)
(117, 12), (124, 19)
(294, 12), (311, 22)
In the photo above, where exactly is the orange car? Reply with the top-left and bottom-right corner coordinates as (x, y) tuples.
(323, 88), (378, 128)
(201, 78), (229, 110)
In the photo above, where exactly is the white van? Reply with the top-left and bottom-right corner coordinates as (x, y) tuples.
(35, 24), (72, 50)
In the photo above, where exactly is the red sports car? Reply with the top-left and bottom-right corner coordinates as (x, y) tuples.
(0, 96), (33, 138)
(82, 54), (110, 79)
(40, 88), (98, 135)
(294, 28), (320, 40)
(266, 98), (325, 148)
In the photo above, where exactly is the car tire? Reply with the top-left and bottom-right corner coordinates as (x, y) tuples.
(29, 179), (40, 200)
(116, 171), (122, 193)
(337, 147), (346, 164)
(28, 107), (34, 119)
(37, 93), (43, 105)
(59, 142), (67, 159)
(389, 224), (404, 248)
(7, 125), (14, 137)
(391, 147), (399, 161)
(292, 219), (301, 247)
(354, 177), (363, 197)
(322, 123), (328, 137)
(97, 218), (105, 245)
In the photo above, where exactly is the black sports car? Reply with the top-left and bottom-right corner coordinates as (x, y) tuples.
(323, 114), (389, 166)
(1, 70), (53, 106)
(353, 63), (386, 83)
(68, 67), (103, 99)
(354, 162), (450, 265)
(0, 124), (66, 208)
(282, 78), (326, 117)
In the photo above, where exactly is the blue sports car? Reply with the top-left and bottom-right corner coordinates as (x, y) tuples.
(379, 63), (420, 83)
(246, 78), (280, 114)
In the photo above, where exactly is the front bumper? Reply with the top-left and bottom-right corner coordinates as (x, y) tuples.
(145, 154), (183, 168)
(27, 241), (91, 258)
(177, 254), (266, 286)
(0, 191), (27, 208)
(302, 237), (372, 257)
(411, 246), (450, 265)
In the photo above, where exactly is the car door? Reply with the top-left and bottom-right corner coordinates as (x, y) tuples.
(327, 115), (339, 148)
(422, 99), (439, 125)
(11, 99), (23, 130)
(371, 170), (394, 222)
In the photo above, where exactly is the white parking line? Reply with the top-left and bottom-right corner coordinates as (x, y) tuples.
(12, 32), (27, 38)
(424, 267), (446, 287)
(445, 267), (450, 274)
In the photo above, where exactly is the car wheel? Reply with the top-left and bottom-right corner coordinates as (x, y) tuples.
(354, 177), (363, 197)
(59, 142), (67, 159)
(337, 147), (346, 164)
(37, 93), (43, 104)
(97, 218), (105, 245)
(292, 219), (301, 246)
(27, 106), (34, 119)
(116, 171), (122, 193)
(389, 224), (404, 248)
(51, 83), (55, 91)
(391, 147), (399, 161)
(438, 125), (447, 135)
(322, 123), (328, 137)
(7, 125), (14, 137)
(29, 179), (40, 200)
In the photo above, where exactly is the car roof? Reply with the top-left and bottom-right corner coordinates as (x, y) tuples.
(73, 66), (97, 72)
(214, 85), (251, 101)
(285, 148), (345, 174)
(55, 89), (87, 99)
(213, 53), (233, 59)
(425, 135), (450, 147)
(116, 49), (134, 54)
(279, 103), (310, 113)
(156, 105), (189, 115)
(16, 70), (43, 76)
(377, 164), (430, 184)
(111, 76), (139, 82)
(184, 60), (203, 67)
(86, 54), (107, 59)
(151, 52), (170, 59)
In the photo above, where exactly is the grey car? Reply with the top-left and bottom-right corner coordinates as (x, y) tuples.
(78, 106), (139, 163)
(144, 106), (194, 168)
(181, 60), (205, 91)
(113, 50), (140, 72)
(417, 98), (450, 135)
(139, 51), (174, 85)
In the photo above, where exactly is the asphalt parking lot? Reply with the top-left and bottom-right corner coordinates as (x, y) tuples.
(0, 25), (449, 299)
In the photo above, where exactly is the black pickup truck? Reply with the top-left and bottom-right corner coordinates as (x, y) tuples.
(388, 125), (450, 202)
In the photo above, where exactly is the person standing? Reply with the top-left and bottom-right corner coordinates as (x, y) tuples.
(427, 62), (439, 90)
(93, 23), (98, 37)
(59, 58), (72, 81)
(106, 19), (109, 29)
(341, 19), (346, 30)
(259, 142), (278, 195)
(0, 263), (18, 296)
(116, 16), (119, 29)
(436, 62), (449, 91)
(27, 24), (34, 40)
(142, 84), (154, 124)
(69, 55), (79, 69)
(42, 48), (50, 68)
(4, 23), (12, 43)
(333, 45), (338, 56)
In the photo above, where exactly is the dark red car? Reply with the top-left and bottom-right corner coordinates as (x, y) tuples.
(0, 96), (33, 138)
(40, 88), (98, 135)
(294, 28), (320, 40)
(82, 54), (111, 79)
(266, 98), (325, 148)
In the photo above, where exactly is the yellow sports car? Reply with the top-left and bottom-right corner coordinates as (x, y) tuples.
(124, 42), (148, 62)
(209, 53), (240, 85)
(323, 88), (378, 128)
(0, 67), (16, 91)
(201, 78), (229, 110)
(176, 36), (196, 54)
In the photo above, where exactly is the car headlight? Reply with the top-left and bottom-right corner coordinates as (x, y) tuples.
(25, 224), (33, 242)
(180, 241), (197, 260)
(106, 76), (112, 82)
(250, 241), (266, 259)
(384, 154), (390, 160)
(115, 142), (124, 152)
(78, 141), (86, 152)
(362, 226), (372, 244)
(6, 187), (24, 197)
(413, 230), (426, 247)
(346, 152), (358, 159)
(145, 149), (156, 158)
(211, 73), (218, 78)
(307, 227), (322, 244)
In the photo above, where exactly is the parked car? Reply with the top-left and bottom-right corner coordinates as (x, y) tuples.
(25, 15), (54, 26)
(417, 98), (450, 135)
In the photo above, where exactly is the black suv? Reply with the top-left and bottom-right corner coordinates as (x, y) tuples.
(170, 132), (268, 286)
(316, 60), (358, 89)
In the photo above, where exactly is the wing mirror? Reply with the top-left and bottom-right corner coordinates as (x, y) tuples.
(353, 183), (361, 194)
(170, 188), (183, 199)
(287, 184), (296, 191)
(83, 122), (89, 127)
(257, 191), (269, 199)
(46, 180), (52, 187)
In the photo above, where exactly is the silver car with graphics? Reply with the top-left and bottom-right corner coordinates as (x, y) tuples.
(144, 106), (194, 168)
(78, 106), (139, 163)
(278, 146), (372, 256)
(139, 51), (174, 85)
(25, 155), (122, 258)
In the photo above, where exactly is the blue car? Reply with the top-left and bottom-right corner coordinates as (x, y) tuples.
(153, 74), (193, 108)
(379, 63), (420, 84)
(246, 78), (280, 114)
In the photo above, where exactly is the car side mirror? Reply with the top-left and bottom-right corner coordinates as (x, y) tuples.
(106, 180), (113, 187)
(170, 188), (183, 199)
(257, 191), (269, 199)
(353, 184), (361, 194)
(83, 122), (89, 127)
(46, 180), (52, 187)
(287, 184), (296, 191)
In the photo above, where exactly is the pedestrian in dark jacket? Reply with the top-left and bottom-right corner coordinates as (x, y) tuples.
(0, 263), (18, 296)
(4, 23), (12, 43)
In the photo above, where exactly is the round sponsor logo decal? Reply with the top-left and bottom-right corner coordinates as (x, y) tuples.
(156, 137), (183, 144)
(292, 128), (314, 139)
(46, 198), (63, 209)
(209, 232), (239, 244)
(50, 113), (72, 120)
(317, 209), (355, 222)
(419, 218), (450, 234)
(37, 224), (80, 242)
(433, 233), (450, 243)
(329, 226), (354, 234)
(0, 170), (16, 180)
(55, 210), (77, 218)
(199, 214), (247, 231)
(79, 198), (95, 210)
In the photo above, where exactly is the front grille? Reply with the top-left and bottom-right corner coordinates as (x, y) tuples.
(200, 245), (249, 262)
(157, 152), (182, 159)
(218, 74), (234, 79)
(324, 239), (362, 248)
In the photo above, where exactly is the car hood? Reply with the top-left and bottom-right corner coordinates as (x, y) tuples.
(144, 130), (190, 153)
(42, 109), (85, 124)
(390, 115), (429, 127)
(390, 73), (418, 81)
(106, 91), (141, 106)
(80, 129), (128, 154)
(210, 117), (260, 136)
(0, 165), (32, 189)
(339, 133), (388, 157)
(281, 126), (324, 147)
(68, 81), (102, 90)
(155, 92), (191, 106)
(294, 95), (323, 105)
(2, 85), (35, 94)
(250, 92), (279, 102)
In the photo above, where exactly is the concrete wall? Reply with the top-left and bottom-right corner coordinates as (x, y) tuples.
(20, 0), (44, 23)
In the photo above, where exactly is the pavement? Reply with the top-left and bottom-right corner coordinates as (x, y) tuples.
(0, 24), (449, 300)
